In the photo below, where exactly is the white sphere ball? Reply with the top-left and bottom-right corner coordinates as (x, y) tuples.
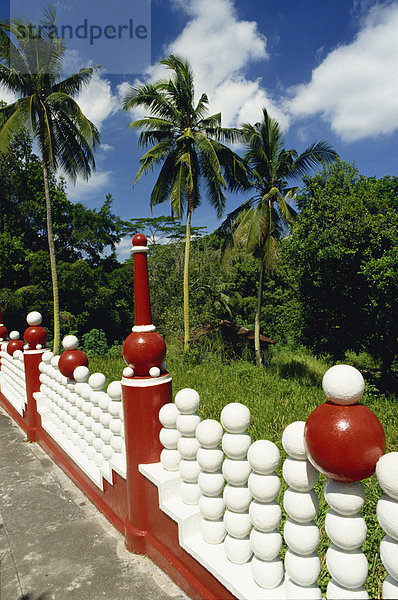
(326, 545), (368, 589)
(111, 436), (124, 453)
(13, 350), (23, 359)
(285, 549), (321, 587)
(98, 393), (110, 411)
(62, 335), (78, 350)
(101, 429), (113, 444)
(174, 388), (200, 414)
(197, 447), (224, 472)
(377, 495), (398, 541)
(221, 403), (250, 434)
(107, 380), (122, 400)
(159, 403), (179, 428)
(123, 367), (134, 378)
(159, 427), (181, 450)
(283, 457), (319, 492)
(42, 350), (54, 363)
(80, 383), (92, 400)
(89, 373), (106, 391)
(26, 311), (42, 326)
(200, 518), (226, 545)
(180, 481), (201, 505)
(102, 444), (113, 461)
(176, 413), (201, 437)
(248, 472), (280, 503)
(196, 419), (223, 448)
(160, 449), (181, 471)
(285, 577), (323, 599)
(51, 355), (60, 368)
(376, 452), (398, 501)
(92, 437), (104, 453)
(86, 446), (96, 461)
(383, 575), (398, 600)
(10, 331), (20, 340)
(282, 421), (307, 460)
(325, 510), (367, 550)
(249, 500), (281, 533)
(224, 534), (252, 564)
(327, 580), (368, 599)
(177, 436), (200, 460)
(149, 366), (161, 377)
(100, 412), (111, 428)
(283, 519), (320, 556)
(247, 440), (280, 474)
(92, 421), (103, 436)
(380, 535), (398, 580)
(223, 484), (252, 513)
(322, 365), (364, 405)
(198, 471), (225, 497)
(222, 458), (251, 486)
(178, 459), (201, 483)
(108, 401), (122, 418)
(284, 488), (319, 524)
(250, 528), (282, 561)
(251, 555), (283, 589)
(199, 494), (225, 521)
(324, 480), (365, 516)
(91, 406), (102, 421)
(222, 432), (251, 460)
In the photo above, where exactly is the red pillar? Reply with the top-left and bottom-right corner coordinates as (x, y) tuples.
(122, 234), (172, 553)
(24, 350), (45, 441)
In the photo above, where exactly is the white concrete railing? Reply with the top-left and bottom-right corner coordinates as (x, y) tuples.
(34, 350), (126, 489)
(140, 388), (398, 600)
(0, 337), (27, 415)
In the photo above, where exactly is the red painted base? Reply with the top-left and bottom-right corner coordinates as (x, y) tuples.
(0, 391), (28, 432)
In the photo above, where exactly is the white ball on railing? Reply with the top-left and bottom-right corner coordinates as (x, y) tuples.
(322, 364), (364, 405)
(51, 355), (60, 368)
(177, 436), (200, 459)
(107, 380), (122, 400)
(108, 401), (122, 418)
(283, 488), (319, 524)
(285, 549), (321, 587)
(123, 366), (134, 378)
(224, 534), (252, 564)
(248, 472), (280, 503)
(247, 439), (280, 474)
(222, 458), (251, 486)
(326, 579), (368, 600)
(97, 392), (110, 411)
(224, 509), (252, 538)
(174, 388), (200, 414)
(84, 430), (95, 445)
(100, 412), (111, 428)
(250, 528), (282, 561)
(73, 365), (89, 382)
(251, 555), (283, 589)
(36, 344), (43, 350)
(197, 447), (224, 472)
(324, 480), (365, 516)
(196, 419), (223, 448)
(325, 510), (367, 550)
(376, 452), (398, 501)
(159, 427), (181, 449)
(200, 518), (226, 545)
(149, 366), (161, 377)
(159, 402), (179, 428)
(249, 500), (282, 533)
(326, 544), (368, 589)
(100, 428), (113, 444)
(26, 311), (42, 326)
(283, 519), (320, 556)
(223, 484), (252, 513)
(176, 413), (201, 437)
(180, 481), (201, 505)
(13, 350), (23, 360)
(198, 471), (225, 497)
(86, 446), (96, 461)
(111, 436), (124, 453)
(380, 535), (398, 581)
(160, 448), (181, 471)
(62, 335), (79, 350)
(23, 344), (29, 350)
(283, 457), (319, 492)
(282, 421), (307, 460)
(10, 331), (20, 340)
(377, 495), (398, 541)
(92, 422), (103, 437)
(179, 459), (201, 483)
(383, 574), (398, 600)
(89, 373), (106, 391)
(102, 444), (113, 461)
(199, 494), (225, 521)
(222, 432), (251, 460)
(221, 403), (250, 434)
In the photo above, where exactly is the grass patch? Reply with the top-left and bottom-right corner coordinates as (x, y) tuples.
(89, 342), (397, 597)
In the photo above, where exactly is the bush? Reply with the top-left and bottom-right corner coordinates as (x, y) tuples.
(82, 328), (108, 357)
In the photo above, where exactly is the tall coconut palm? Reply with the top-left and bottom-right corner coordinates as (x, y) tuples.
(0, 7), (99, 354)
(123, 54), (248, 350)
(220, 108), (338, 367)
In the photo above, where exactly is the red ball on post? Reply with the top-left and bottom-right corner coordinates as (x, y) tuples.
(7, 339), (24, 356)
(24, 326), (47, 348)
(58, 349), (88, 379)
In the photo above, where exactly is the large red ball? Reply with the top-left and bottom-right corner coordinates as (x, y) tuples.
(123, 331), (166, 377)
(0, 325), (8, 340)
(58, 349), (88, 379)
(7, 339), (24, 356)
(304, 402), (385, 482)
(24, 326), (47, 348)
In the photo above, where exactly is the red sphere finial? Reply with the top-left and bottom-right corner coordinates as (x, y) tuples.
(132, 233), (147, 247)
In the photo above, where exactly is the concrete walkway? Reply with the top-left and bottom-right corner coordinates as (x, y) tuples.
(0, 406), (187, 600)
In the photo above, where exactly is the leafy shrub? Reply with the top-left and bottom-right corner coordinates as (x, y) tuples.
(82, 328), (108, 357)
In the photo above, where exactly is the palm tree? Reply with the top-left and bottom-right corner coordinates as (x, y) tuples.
(123, 54), (248, 350)
(0, 7), (99, 354)
(220, 108), (338, 367)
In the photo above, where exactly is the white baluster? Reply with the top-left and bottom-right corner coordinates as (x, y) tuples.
(175, 388), (201, 505)
(247, 439), (283, 590)
(196, 419), (225, 544)
(220, 403), (252, 565)
(159, 402), (181, 471)
(376, 452), (398, 600)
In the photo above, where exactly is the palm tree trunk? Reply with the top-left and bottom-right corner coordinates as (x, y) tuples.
(183, 208), (192, 351)
(42, 162), (60, 355)
(255, 259), (265, 368)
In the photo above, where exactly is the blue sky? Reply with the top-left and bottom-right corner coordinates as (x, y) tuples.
(1, 0), (398, 259)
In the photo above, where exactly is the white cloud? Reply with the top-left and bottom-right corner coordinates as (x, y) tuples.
(287, 2), (398, 141)
(75, 71), (119, 130)
(100, 143), (114, 151)
(124, 0), (288, 129)
(65, 170), (112, 201)
(0, 86), (18, 105)
(115, 236), (133, 259)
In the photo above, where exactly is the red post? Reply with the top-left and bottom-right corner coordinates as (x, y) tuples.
(122, 234), (172, 553)
(23, 312), (48, 442)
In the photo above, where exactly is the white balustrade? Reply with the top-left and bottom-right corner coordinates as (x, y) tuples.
(376, 453), (398, 600)
(159, 402), (181, 471)
(175, 388), (201, 505)
(0, 337), (27, 415)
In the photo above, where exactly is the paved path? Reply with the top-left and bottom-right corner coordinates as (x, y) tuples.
(0, 406), (187, 600)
